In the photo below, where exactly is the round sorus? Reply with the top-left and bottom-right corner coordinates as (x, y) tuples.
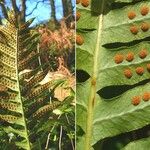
(76, 34), (84, 45)
(126, 52), (134, 62)
(147, 64), (150, 72)
(142, 92), (150, 101)
(81, 0), (89, 7)
(124, 69), (132, 79)
(139, 49), (148, 59)
(114, 54), (124, 64)
(132, 96), (141, 106)
(76, 11), (81, 21)
(76, 0), (80, 4)
(141, 22), (149, 32)
(128, 11), (136, 20)
(135, 67), (144, 75)
(140, 6), (149, 16)
(130, 25), (139, 34)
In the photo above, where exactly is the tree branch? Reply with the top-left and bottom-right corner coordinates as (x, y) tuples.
(0, 0), (8, 19)
(26, 0), (48, 17)
(21, 0), (26, 22)
(11, 0), (19, 14)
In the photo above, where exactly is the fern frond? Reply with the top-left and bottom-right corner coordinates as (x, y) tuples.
(0, 10), (74, 149)
(26, 81), (52, 99)
(1, 65), (16, 79)
(32, 101), (61, 118)
(0, 102), (19, 111)
(0, 115), (19, 123)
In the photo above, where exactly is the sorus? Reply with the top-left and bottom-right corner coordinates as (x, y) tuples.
(135, 67), (144, 75)
(76, 11), (81, 21)
(147, 63), (150, 72)
(124, 69), (132, 79)
(81, 0), (89, 7)
(114, 54), (124, 64)
(91, 77), (96, 85)
(132, 96), (141, 106)
(76, 0), (80, 4)
(130, 25), (139, 34)
(139, 49), (148, 59)
(0, 84), (8, 92)
(126, 52), (134, 62)
(140, 6), (149, 16)
(141, 22), (149, 32)
(76, 34), (84, 45)
(142, 92), (150, 101)
(128, 11), (136, 20)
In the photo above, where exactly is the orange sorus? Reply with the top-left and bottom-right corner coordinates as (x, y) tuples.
(76, 0), (80, 4)
(130, 25), (139, 34)
(126, 52), (134, 62)
(124, 69), (132, 79)
(76, 34), (84, 45)
(132, 96), (141, 106)
(81, 0), (89, 7)
(141, 22), (149, 32)
(114, 54), (124, 64)
(140, 6), (149, 16)
(139, 49), (148, 59)
(147, 63), (150, 72)
(142, 92), (150, 101)
(128, 11), (136, 20)
(135, 67), (144, 75)
(76, 11), (81, 21)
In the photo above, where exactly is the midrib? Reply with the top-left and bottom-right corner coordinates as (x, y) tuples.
(84, 0), (105, 149)
(16, 29), (31, 150)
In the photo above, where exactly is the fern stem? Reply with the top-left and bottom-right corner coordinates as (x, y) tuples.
(59, 126), (63, 150)
(37, 43), (43, 71)
(84, 2), (104, 149)
(16, 30), (31, 150)
(45, 115), (61, 149)
(65, 114), (75, 150)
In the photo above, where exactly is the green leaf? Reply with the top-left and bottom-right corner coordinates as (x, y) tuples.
(77, 0), (150, 149)
(122, 137), (150, 150)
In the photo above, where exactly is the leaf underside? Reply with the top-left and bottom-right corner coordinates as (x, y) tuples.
(77, 0), (150, 149)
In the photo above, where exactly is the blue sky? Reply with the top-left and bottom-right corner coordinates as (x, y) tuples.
(0, 0), (75, 25)
(26, 0), (63, 25)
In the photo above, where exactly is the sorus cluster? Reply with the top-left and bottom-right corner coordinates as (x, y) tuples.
(124, 64), (150, 78)
(114, 49), (149, 64)
(128, 6), (150, 34)
(128, 6), (149, 20)
(0, 102), (18, 111)
(76, 0), (89, 45)
(132, 91), (150, 106)
(0, 114), (18, 123)
(76, 0), (89, 22)
(130, 22), (150, 35)
(0, 92), (17, 100)
(113, 49), (149, 78)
